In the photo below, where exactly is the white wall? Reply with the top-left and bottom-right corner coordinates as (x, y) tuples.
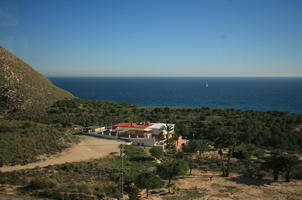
(129, 138), (156, 146)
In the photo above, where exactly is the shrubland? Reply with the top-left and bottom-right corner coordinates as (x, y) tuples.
(0, 120), (76, 166)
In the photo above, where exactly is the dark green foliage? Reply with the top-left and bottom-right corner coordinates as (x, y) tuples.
(157, 159), (189, 193)
(264, 153), (301, 182)
(185, 157), (198, 175)
(213, 130), (239, 177)
(149, 146), (165, 160)
(136, 172), (162, 197)
(264, 153), (285, 181)
(26, 177), (57, 190)
(24, 98), (302, 152)
(183, 140), (209, 156)
(175, 122), (189, 138)
(9, 96), (302, 153)
(244, 167), (260, 178)
(233, 145), (252, 162)
(0, 156), (153, 200)
(128, 183), (141, 200)
(123, 145), (152, 162)
(280, 154), (301, 182)
(291, 166), (302, 180)
(165, 138), (177, 155)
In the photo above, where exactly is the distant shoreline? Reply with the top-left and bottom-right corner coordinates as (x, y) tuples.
(47, 76), (302, 78)
(49, 77), (302, 114)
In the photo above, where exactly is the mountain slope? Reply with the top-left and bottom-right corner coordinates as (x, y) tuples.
(0, 46), (74, 114)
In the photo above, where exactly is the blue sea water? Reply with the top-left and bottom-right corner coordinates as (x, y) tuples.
(49, 77), (302, 113)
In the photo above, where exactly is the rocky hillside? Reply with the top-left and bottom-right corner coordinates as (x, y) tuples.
(0, 46), (74, 114)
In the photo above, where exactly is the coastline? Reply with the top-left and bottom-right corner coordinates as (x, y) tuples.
(49, 77), (302, 114)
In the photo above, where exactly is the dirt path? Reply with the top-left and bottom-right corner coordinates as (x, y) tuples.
(0, 136), (125, 172)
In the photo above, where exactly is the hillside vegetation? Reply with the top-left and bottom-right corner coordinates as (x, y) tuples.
(0, 120), (76, 166)
(0, 46), (74, 114)
(19, 98), (302, 152)
(0, 145), (301, 200)
(0, 46), (302, 200)
(0, 146), (153, 200)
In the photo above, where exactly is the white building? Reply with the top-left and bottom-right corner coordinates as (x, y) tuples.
(111, 122), (175, 146)
(148, 123), (175, 137)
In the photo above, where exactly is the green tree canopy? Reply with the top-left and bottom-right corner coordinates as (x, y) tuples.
(183, 139), (209, 156)
(156, 159), (188, 193)
(213, 130), (239, 177)
(233, 145), (252, 162)
(280, 154), (301, 182)
(136, 172), (162, 198)
(149, 146), (165, 160)
(264, 153), (286, 181)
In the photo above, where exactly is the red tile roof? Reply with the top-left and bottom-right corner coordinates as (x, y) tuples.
(112, 123), (152, 129)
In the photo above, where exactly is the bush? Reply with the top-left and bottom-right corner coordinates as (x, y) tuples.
(68, 184), (93, 194)
(244, 167), (258, 178)
(27, 177), (57, 190)
(292, 166), (302, 180)
(149, 146), (165, 160)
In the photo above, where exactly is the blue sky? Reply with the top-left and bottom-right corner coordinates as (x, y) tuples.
(1, 0), (302, 77)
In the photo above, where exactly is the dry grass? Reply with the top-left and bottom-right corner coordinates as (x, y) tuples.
(0, 136), (125, 172)
(144, 170), (302, 200)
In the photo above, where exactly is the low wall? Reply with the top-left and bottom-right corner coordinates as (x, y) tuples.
(129, 137), (156, 146)
(80, 133), (121, 140)
(81, 133), (161, 146)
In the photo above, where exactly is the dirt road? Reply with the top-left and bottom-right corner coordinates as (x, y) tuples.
(0, 136), (125, 172)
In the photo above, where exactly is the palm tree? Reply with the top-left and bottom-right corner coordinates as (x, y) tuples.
(165, 124), (174, 140)
(161, 124), (176, 154)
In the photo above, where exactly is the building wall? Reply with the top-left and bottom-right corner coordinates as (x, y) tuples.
(129, 138), (156, 146)
(176, 136), (182, 150)
(81, 133), (118, 140)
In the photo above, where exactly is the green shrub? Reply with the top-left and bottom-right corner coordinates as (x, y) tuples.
(292, 166), (302, 180)
(0, 120), (75, 166)
(244, 167), (258, 178)
(149, 146), (165, 160)
(68, 184), (93, 194)
(27, 177), (57, 190)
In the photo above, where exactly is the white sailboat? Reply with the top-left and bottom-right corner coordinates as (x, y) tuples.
(205, 82), (209, 88)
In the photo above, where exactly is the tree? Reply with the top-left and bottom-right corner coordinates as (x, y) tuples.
(281, 154), (301, 182)
(136, 172), (162, 198)
(128, 184), (141, 200)
(214, 130), (238, 177)
(165, 138), (177, 155)
(185, 157), (198, 175)
(156, 159), (189, 193)
(184, 140), (209, 157)
(159, 124), (175, 154)
(233, 146), (251, 162)
(175, 122), (189, 138)
(163, 124), (174, 139)
(149, 146), (165, 160)
(264, 153), (285, 181)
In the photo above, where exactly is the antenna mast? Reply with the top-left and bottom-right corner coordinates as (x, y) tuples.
(120, 144), (124, 200)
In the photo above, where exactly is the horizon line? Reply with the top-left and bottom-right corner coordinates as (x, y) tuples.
(46, 74), (302, 78)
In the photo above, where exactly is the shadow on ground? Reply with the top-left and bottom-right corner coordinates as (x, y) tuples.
(228, 175), (273, 186)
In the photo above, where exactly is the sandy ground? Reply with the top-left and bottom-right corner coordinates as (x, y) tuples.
(144, 170), (302, 200)
(0, 136), (125, 172)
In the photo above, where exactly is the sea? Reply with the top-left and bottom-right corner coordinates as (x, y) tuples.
(49, 77), (302, 114)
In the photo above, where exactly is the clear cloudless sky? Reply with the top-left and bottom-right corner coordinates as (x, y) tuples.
(0, 0), (302, 77)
